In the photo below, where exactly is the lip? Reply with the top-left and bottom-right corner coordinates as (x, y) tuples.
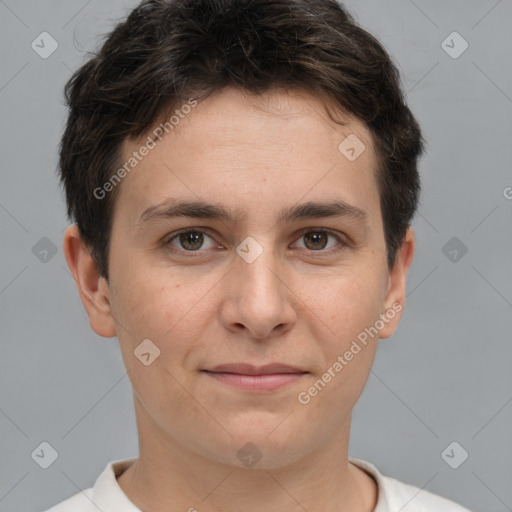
(203, 363), (308, 392)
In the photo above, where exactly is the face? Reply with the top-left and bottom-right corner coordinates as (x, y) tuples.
(68, 86), (412, 469)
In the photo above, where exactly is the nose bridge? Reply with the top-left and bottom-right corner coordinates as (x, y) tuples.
(222, 235), (295, 338)
(235, 236), (282, 300)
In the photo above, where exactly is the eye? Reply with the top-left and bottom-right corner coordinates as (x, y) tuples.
(293, 229), (345, 252)
(166, 229), (218, 252)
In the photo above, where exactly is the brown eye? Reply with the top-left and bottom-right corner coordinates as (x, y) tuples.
(293, 229), (346, 253)
(166, 230), (217, 252)
(303, 231), (329, 250)
(178, 231), (204, 251)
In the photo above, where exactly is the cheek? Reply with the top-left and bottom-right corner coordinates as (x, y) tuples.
(109, 267), (175, 344)
(110, 264), (219, 367)
(297, 267), (387, 346)
(110, 272), (203, 406)
(293, 274), (383, 420)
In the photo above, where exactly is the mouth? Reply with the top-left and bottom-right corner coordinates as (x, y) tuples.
(202, 363), (308, 392)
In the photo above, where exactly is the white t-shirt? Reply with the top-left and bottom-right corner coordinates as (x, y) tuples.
(44, 457), (472, 511)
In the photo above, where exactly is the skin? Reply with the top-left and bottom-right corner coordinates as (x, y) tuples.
(64, 86), (414, 512)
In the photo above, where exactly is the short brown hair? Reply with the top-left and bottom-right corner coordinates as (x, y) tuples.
(59, 0), (425, 279)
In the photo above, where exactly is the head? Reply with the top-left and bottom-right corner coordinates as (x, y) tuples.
(62, 0), (424, 469)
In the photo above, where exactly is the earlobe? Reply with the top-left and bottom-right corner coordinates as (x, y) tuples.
(63, 225), (117, 338)
(379, 227), (415, 339)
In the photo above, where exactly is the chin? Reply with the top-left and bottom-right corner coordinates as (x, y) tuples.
(206, 422), (312, 470)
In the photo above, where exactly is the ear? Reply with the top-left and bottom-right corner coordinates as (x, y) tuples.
(378, 227), (415, 339)
(63, 225), (117, 338)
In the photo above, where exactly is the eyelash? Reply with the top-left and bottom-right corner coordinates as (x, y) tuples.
(163, 228), (348, 257)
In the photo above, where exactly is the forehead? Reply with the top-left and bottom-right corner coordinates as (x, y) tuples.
(113, 86), (381, 226)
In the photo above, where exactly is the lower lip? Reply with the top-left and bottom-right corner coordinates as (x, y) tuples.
(204, 371), (306, 392)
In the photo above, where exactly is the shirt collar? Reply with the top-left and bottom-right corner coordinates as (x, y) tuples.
(91, 457), (387, 511)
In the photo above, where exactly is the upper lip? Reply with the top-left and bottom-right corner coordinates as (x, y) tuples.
(204, 363), (307, 375)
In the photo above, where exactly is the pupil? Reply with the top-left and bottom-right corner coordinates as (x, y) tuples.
(305, 232), (327, 250)
(180, 232), (203, 250)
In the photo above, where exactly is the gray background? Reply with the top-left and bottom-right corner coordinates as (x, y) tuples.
(1, 1), (511, 511)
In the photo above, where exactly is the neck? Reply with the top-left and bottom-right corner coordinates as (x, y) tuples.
(117, 399), (378, 512)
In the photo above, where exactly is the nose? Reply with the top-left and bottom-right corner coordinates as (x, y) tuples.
(218, 241), (297, 340)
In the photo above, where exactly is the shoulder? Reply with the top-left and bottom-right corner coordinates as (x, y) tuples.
(377, 472), (472, 511)
(41, 458), (138, 512)
(349, 457), (472, 512)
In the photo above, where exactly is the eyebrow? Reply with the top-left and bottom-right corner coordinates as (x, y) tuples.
(137, 199), (369, 226)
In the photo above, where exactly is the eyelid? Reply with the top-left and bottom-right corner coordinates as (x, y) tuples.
(163, 227), (222, 253)
(291, 228), (348, 252)
(162, 227), (349, 255)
